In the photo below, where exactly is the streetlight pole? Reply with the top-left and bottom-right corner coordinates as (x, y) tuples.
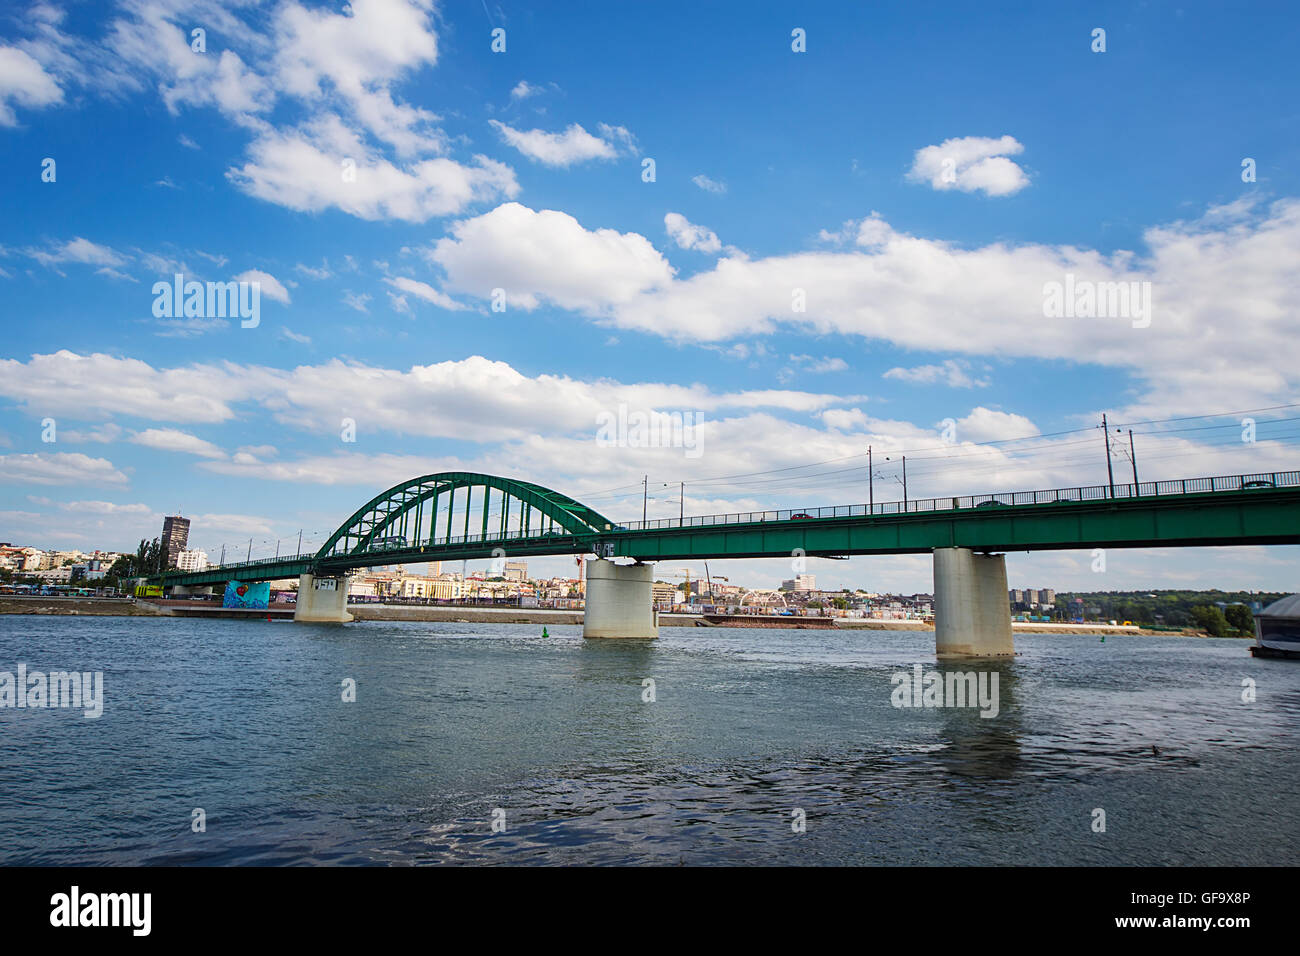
(642, 475), (648, 525)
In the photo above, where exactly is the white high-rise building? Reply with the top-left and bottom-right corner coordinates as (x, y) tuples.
(177, 549), (209, 572)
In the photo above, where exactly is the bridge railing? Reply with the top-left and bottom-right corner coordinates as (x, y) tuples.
(166, 551), (316, 575)
(207, 469), (1299, 571)
(319, 527), (579, 560)
(616, 469), (1300, 531)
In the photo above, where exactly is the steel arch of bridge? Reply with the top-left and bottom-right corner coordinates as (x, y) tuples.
(315, 472), (616, 563)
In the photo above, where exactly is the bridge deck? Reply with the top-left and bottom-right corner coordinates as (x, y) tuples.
(149, 470), (1300, 586)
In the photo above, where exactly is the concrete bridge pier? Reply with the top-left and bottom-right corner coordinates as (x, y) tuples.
(932, 547), (1014, 659)
(583, 559), (658, 639)
(294, 573), (354, 623)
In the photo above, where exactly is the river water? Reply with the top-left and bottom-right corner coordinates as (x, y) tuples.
(0, 615), (1295, 866)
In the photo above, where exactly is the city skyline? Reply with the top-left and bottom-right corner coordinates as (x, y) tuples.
(2, 1), (1299, 593)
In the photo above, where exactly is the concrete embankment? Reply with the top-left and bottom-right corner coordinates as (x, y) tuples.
(0, 597), (163, 616)
(350, 605), (584, 624)
(806, 620), (1179, 636)
(0, 599), (1243, 638)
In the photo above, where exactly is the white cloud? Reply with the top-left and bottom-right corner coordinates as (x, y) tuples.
(907, 135), (1029, 197)
(0, 45), (62, 125)
(193, 512), (275, 537)
(384, 276), (469, 311)
(234, 268), (291, 305)
(342, 290), (371, 313)
(789, 354), (849, 374)
(130, 428), (225, 459)
(273, 0), (442, 155)
(692, 174), (726, 194)
(951, 407), (1039, 444)
(28, 237), (128, 269)
(60, 500), (152, 515)
(0, 351), (852, 448)
(510, 80), (539, 100)
(295, 261), (332, 279)
(488, 120), (621, 166)
(228, 115), (518, 222)
(421, 199), (1300, 419)
(429, 202), (674, 312)
(62, 423), (124, 444)
(0, 452), (128, 486)
(884, 359), (989, 388)
(21, 1), (511, 224)
(0, 351), (240, 423)
(664, 213), (722, 254)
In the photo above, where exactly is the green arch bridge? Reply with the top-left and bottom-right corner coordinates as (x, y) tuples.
(146, 468), (1300, 654)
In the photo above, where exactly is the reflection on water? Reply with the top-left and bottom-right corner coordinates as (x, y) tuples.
(0, 615), (1296, 865)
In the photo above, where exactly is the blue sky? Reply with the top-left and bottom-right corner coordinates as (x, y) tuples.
(1, 0), (1298, 592)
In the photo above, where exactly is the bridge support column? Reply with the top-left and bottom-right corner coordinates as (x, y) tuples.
(933, 548), (1014, 659)
(294, 573), (353, 623)
(583, 559), (658, 639)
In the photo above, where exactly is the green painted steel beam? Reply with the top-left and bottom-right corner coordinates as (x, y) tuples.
(148, 481), (1300, 588)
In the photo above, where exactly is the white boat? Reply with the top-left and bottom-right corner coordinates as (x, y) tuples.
(1252, 594), (1300, 658)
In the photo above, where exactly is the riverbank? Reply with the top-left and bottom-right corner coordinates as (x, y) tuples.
(0, 598), (1248, 638)
(0, 596), (161, 616)
(350, 604), (583, 624)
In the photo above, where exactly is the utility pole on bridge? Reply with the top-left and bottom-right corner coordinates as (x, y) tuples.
(1101, 414), (1116, 499)
(868, 444), (873, 514)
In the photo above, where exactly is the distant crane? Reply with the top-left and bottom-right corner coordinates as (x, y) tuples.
(656, 567), (700, 604)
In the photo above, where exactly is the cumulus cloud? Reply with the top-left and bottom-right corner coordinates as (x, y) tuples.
(81, 0), (519, 222)
(428, 202), (675, 312)
(0, 452), (128, 486)
(234, 269), (291, 304)
(384, 276), (469, 311)
(0, 351), (852, 446)
(0, 44), (62, 125)
(884, 359), (989, 388)
(664, 213), (722, 254)
(419, 198), (1300, 418)
(228, 116), (519, 222)
(129, 428), (225, 459)
(0, 351), (243, 423)
(510, 80), (540, 100)
(789, 354), (849, 374)
(907, 135), (1029, 196)
(27, 237), (128, 269)
(488, 120), (626, 166)
(273, 0), (442, 155)
(692, 174), (726, 194)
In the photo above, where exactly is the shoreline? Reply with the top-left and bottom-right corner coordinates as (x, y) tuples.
(0, 597), (1248, 638)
